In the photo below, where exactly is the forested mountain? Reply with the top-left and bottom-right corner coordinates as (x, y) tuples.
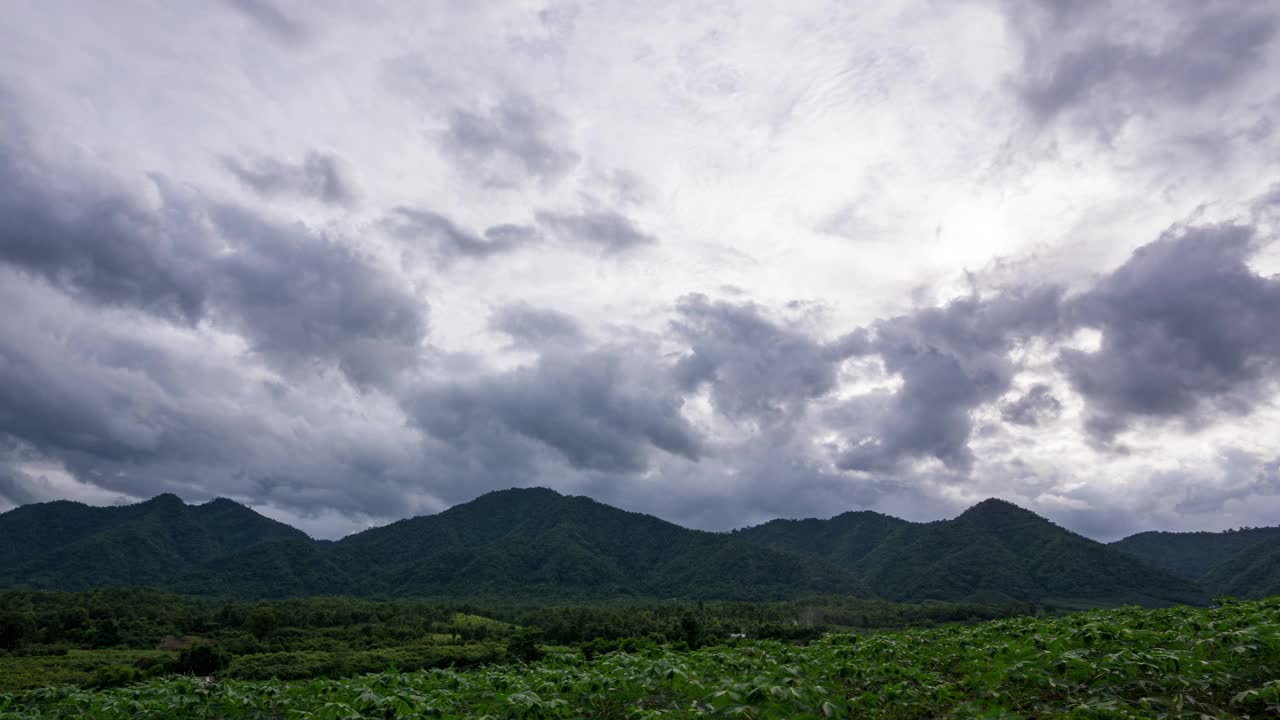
(0, 489), (1233, 604)
(0, 494), (308, 589)
(202, 488), (865, 599)
(1110, 526), (1280, 581)
(1200, 536), (1280, 599)
(736, 499), (1204, 605)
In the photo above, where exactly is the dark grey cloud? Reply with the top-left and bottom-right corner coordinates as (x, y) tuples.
(384, 208), (537, 264)
(208, 206), (426, 387)
(1060, 223), (1280, 441)
(0, 151), (211, 322)
(406, 348), (702, 475)
(535, 209), (656, 253)
(1009, 0), (1278, 130)
(0, 445), (39, 507)
(0, 261), (433, 524)
(837, 286), (1066, 472)
(225, 151), (358, 206)
(0, 139), (425, 389)
(224, 0), (309, 45)
(1000, 383), (1063, 427)
(490, 303), (584, 347)
(671, 294), (844, 426)
(442, 97), (580, 187)
(823, 211), (1280, 475)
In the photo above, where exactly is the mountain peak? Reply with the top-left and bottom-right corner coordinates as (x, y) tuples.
(144, 493), (187, 507)
(446, 487), (567, 515)
(960, 498), (1034, 518)
(477, 486), (563, 501)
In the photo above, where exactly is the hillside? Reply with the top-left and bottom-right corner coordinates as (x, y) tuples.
(737, 499), (1204, 605)
(0, 495), (309, 590)
(0, 489), (1222, 604)
(0, 489), (863, 600)
(1201, 536), (1280, 599)
(319, 488), (866, 600)
(1110, 526), (1280, 580)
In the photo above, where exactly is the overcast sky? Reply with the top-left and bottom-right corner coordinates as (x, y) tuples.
(1, 0), (1279, 541)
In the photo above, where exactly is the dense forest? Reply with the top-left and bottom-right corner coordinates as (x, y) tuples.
(2, 488), (1247, 605)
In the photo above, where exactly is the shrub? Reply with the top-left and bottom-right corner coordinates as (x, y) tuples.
(174, 643), (229, 676)
(506, 628), (544, 663)
(87, 665), (138, 689)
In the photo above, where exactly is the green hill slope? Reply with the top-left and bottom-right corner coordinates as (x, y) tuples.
(1110, 526), (1280, 581)
(322, 488), (866, 600)
(0, 495), (310, 590)
(1200, 536), (1280, 599)
(0, 490), (1225, 604)
(737, 499), (1204, 605)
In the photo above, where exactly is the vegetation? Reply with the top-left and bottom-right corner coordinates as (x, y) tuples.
(735, 499), (1203, 605)
(0, 588), (1033, 692)
(0, 495), (306, 591)
(1111, 526), (1280, 582)
(1201, 537), (1280, 599)
(3, 597), (1278, 719)
(0, 489), (1222, 604)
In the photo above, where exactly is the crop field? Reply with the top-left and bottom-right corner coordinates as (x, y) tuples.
(3, 598), (1278, 719)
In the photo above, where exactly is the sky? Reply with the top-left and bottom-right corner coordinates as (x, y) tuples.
(1, 0), (1279, 542)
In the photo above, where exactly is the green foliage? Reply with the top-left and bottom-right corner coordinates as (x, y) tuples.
(173, 644), (228, 676)
(319, 488), (864, 601)
(1, 489), (866, 601)
(244, 606), (277, 639)
(0, 496), (308, 592)
(0, 588), (1035, 691)
(1201, 536), (1280, 599)
(505, 628), (544, 663)
(87, 665), (139, 689)
(3, 598), (1279, 719)
(737, 498), (1205, 604)
(1, 489), (1258, 604)
(1111, 526), (1280, 580)
(222, 643), (504, 680)
(0, 649), (171, 692)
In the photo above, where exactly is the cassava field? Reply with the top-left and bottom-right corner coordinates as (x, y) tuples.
(3, 598), (1278, 720)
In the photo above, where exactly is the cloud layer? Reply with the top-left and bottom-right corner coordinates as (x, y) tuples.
(1, 0), (1279, 541)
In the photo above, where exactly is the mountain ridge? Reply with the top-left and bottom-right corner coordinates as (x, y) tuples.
(0, 488), (1240, 604)
(735, 495), (1204, 605)
(1110, 526), (1280, 581)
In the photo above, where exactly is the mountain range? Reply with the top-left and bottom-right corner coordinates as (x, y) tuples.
(1110, 526), (1280, 600)
(0, 487), (1270, 604)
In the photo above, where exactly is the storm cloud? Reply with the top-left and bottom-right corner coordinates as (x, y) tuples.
(406, 348), (703, 475)
(837, 286), (1066, 472)
(1061, 223), (1280, 441)
(671, 294), (845, 426)
(1001, 384), (1064, 427)
(0, 138), (426, 389)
